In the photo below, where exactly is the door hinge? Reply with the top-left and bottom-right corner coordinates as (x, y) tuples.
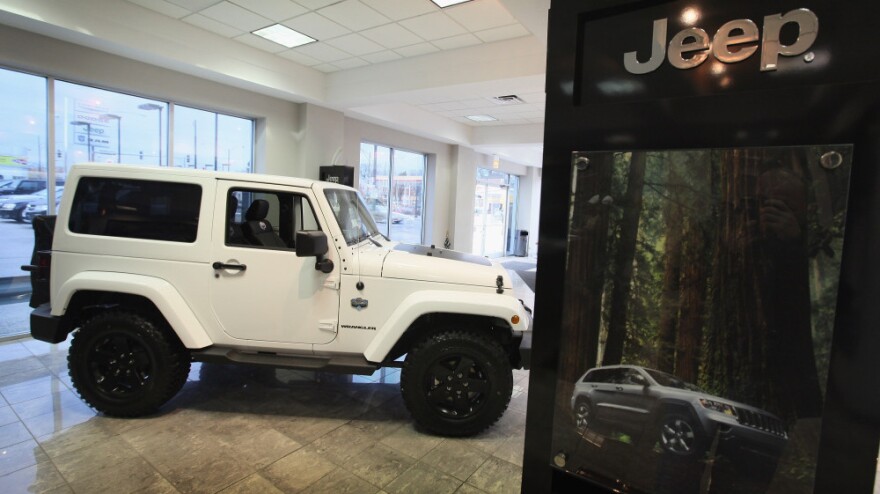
(324, 279), (339, 290)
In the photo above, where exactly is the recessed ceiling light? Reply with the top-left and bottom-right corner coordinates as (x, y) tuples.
(432, 0), (472, 8)
(252, 24), (315, 48)
(466, 115), (497, 122)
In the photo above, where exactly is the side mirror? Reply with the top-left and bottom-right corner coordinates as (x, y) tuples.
(296, 231), (328, 257)
(296, 230), (333, 273)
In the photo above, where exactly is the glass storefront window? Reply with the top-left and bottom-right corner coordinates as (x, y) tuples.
(0, 72), (256, 340)
(173, 105), (253, 173)
(0, 68), (47, 339)
(359, 142), (425, 244)
(0, 70), (46, 181)
(54, 81), (168, 173)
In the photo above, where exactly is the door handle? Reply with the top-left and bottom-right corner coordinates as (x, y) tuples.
(615, 386), (624, 391)
(213, 261), (247, 271)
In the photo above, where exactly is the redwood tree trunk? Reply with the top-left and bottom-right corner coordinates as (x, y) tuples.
(602, 152), (647, 366)
(656, 166), (682, 373)
(556, 152), (615, 410)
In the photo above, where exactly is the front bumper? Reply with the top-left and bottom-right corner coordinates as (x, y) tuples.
(703, 414), (788, 464)
(30, 303), (70, 343)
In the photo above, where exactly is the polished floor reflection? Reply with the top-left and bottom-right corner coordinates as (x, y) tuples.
(0, 261), (534, 493)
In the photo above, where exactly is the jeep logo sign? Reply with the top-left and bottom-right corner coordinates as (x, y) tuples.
(624, 8), (819, 74)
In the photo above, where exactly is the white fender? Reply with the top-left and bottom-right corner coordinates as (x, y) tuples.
(363, 290), (531, 363)
(55, 271), (213, 349)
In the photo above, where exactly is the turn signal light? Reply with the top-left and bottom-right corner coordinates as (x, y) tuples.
(511, 315), (520, 325)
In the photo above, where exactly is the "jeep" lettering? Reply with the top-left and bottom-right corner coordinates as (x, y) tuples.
(623, 8), (819, 74)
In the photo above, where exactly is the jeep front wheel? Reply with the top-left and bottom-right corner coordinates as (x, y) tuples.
(401, 330), (512, 436)
(574, 398), (593, 433)
(69, 311), (190, 417)
(658, 413), (703, 455)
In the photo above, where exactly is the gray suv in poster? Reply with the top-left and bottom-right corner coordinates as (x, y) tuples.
(571, 365), (788, 459)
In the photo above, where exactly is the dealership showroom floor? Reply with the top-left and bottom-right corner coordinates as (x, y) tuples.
(0, 262), (535, 494)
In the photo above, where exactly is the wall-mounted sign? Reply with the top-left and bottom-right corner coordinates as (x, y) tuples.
(573, 0), (870, 104)
(624, 9), (819, 74)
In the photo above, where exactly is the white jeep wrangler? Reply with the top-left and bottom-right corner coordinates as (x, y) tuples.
(25, 164), (532, 436)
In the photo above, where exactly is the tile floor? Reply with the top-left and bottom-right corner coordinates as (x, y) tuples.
(0, 261), (535, 494)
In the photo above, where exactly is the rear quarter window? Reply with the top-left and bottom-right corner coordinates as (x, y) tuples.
(68, 177), (202, 243)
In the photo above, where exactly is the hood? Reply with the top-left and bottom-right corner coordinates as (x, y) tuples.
(381, 244), (511, 289)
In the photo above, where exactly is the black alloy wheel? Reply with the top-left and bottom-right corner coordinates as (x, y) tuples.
(69, 311), (190, 416)
(425, 353), (490, 419)
(401, 330), (513, 436)
(87, 331), (154, 400)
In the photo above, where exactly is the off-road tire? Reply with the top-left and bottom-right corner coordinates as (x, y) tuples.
(401, 330), (512, 436)
(69, 311), (190, 416)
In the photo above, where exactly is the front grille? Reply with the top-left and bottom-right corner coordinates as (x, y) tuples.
(734, 407), (787, 437)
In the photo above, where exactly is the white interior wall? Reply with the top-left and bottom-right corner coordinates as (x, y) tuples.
(295, 104), (345, 180)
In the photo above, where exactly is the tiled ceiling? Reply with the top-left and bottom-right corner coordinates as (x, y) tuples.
(127, 0), (531, 74)
(124, 0), (545, 130)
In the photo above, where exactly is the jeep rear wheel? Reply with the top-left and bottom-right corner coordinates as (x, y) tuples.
(401, 330), (512, 436)
(69, 311), (190, 417)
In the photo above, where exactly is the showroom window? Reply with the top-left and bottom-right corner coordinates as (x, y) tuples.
(0, 68), (47, 339)
(0, 68), (255, 339)
(359, 142), (426, 244)
(55, 81), (169, 172)
(173, 105), (253, 173)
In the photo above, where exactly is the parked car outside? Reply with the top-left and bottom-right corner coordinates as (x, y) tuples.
(0, 178), (63, 196)
(23, 187), (65, 223)
(0, 187), (63, 222)
(571, 365), (787, 461)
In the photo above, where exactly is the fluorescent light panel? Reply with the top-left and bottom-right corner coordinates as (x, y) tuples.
(252, 24), (315, 48)
(466, 114), (497, 122)
(432, 0), (472, 8)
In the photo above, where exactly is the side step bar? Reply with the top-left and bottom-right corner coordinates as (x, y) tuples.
(191, 347), (380, 375)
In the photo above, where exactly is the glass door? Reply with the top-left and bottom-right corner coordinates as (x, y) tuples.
(473, 168), (517, 257)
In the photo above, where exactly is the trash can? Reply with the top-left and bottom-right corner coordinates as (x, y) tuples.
(515, 230), (529, 257)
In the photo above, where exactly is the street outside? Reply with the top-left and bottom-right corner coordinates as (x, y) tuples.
(0, 218), (34, 338)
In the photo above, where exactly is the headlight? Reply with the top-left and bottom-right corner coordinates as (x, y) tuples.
(0, 203), (14, 210)
(699, 398), (737, 416)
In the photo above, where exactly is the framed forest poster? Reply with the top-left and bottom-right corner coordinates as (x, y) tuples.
(550, 145), (852, 494)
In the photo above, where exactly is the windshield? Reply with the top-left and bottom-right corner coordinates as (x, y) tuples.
(324, 188), (381, 246)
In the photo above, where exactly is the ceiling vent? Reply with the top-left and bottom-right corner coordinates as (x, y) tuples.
(491, 95), (524, 105)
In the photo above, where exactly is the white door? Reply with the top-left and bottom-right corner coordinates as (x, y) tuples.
(209, 181), (340, 344)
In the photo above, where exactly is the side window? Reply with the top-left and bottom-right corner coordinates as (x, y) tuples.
(584, 369), (611, 383)
(623, 369), (647, 386)
(226, 188), (320, 250)
(68, 177), (201, 242)
(21, 181), (42, 193)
